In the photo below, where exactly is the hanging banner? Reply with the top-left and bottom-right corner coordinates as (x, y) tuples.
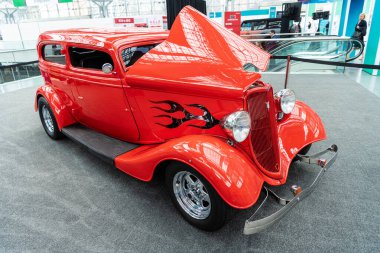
(13, 0), (26, 6)
(224, 11), (241, 35)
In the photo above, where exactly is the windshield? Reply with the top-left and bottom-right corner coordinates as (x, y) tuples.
(121, 44), (157, 68)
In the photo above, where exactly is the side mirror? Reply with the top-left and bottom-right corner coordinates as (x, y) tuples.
(102, 63), (113, 74)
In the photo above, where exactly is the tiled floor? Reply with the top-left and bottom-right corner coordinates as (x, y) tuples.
(1, 74), (379, 252)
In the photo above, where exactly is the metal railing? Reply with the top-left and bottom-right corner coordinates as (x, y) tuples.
(0, 61), (40, 84)
(241, 32), (324, 38)
(245, 36), (365, 72)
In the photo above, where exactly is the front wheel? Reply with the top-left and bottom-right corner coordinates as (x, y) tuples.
(165, 162), (227, 231)
(38, 97), (63, 140)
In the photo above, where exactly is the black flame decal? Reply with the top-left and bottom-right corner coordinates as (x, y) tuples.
(150, 100), (219, 129)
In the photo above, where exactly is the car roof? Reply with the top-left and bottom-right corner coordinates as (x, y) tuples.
(38, 28), (169, 49)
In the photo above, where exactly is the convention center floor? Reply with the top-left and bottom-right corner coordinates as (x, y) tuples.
(0, 73), (379, 252)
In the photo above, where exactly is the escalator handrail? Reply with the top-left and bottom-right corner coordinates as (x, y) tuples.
(345, 40), (364, 62)
(247, 36), (353, 43)
(241, 32), (324, 37)
(268, 37), (349, 55)
(262, 37), (364, 62)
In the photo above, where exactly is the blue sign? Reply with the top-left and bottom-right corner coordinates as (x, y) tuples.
(269, 7), (276, 18)
(241, 9), (269, 16)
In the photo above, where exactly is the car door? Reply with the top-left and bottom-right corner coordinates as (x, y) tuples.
(66, 44), (139, 142)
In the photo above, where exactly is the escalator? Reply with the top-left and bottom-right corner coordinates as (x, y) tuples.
(246, 36), (364, 72)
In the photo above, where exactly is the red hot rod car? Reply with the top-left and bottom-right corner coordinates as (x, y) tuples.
(35, 6), (337, 234)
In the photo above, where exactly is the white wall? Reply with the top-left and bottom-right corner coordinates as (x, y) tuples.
(0, 18), (120, 50)
(0, 15), (167, 51)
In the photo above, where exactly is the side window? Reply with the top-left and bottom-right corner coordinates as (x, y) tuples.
(121, 44), (157, 68)
(253, 21), (266, 30)
(268, 21), (281, 29)
(43, 44), (66, 65)
(241, 22), (252, 31)
(68, 47), (114, 71)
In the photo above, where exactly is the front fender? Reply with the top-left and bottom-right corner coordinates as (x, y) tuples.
(35, 85), (76, 130)
(277, 101), (327, 182)
(114, 135), (264, 209)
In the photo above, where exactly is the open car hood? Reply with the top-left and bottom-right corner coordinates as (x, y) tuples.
(127, 6), (271, 98)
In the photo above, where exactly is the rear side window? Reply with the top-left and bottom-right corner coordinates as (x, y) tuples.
(43, 44), (66, 65)
(253, 21), (266, 30)
(121, 45), (157, 68)
(268, 20), (281, 29)
(68, 47), (114, 70)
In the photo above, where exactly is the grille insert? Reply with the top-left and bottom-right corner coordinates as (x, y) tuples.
(248, 91), (279, 173)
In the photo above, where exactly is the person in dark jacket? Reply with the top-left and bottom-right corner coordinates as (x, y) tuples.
(355, 13), (367, 43)
(353, 13), (367, 60)
(264, 30), (279, 51)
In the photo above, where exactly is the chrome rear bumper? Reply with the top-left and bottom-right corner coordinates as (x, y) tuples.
(243, 144), (338, 235)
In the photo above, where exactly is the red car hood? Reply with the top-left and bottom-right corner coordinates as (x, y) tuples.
(126, 6), (271, 99)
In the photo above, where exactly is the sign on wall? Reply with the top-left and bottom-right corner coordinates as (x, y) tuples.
(269, 7), (276, 18)
(162, 16), (168, 30)
(113, 16), (167, 29)
(224, 11), (241, 35)
(114, 18), (135, 27)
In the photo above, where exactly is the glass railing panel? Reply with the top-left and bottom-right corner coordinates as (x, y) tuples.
(257, 38), (364, 72)
(0, 40), (37, 50)
(0, 62), (40, 84)
(0, 49), (38, 64)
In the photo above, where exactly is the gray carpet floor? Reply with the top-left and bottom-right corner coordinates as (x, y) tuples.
(0, 74), (379, 252)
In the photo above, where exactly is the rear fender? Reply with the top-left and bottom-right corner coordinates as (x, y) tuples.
(115, 135), (264, 209)
(277, 101), (327, 182)
(35, 85), (76, 130)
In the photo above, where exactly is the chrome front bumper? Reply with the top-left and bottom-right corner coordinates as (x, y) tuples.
(243, 144), (338, 235)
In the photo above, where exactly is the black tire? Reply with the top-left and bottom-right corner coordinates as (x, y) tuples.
(165, 162), (227, 231)
(38, 97), (63, 140)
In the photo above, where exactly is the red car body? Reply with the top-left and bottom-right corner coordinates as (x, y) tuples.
(35, 6), (333, 232)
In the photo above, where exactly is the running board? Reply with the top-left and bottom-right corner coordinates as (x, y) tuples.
(61, 124), (139, 165)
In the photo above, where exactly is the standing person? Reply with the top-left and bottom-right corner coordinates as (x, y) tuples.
(265, 30), (279, 51)
(354, 13), (367, 44)
(269, 30), (279, 39)
(352, 13), (367, 60)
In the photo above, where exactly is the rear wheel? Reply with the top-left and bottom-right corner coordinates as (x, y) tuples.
(165, 162), (227, 231)
(38, 97), (63, 140)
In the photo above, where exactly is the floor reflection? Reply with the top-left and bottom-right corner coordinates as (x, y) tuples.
(344, 66), (380, 98)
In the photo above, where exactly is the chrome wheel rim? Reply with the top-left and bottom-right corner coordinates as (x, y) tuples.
(173, 171), (211, 220)
(42, 105), (54, 133)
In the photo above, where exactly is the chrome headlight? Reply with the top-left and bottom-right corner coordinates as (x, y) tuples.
(275, 89), (296, 114)
(222, 111), (251, 142)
